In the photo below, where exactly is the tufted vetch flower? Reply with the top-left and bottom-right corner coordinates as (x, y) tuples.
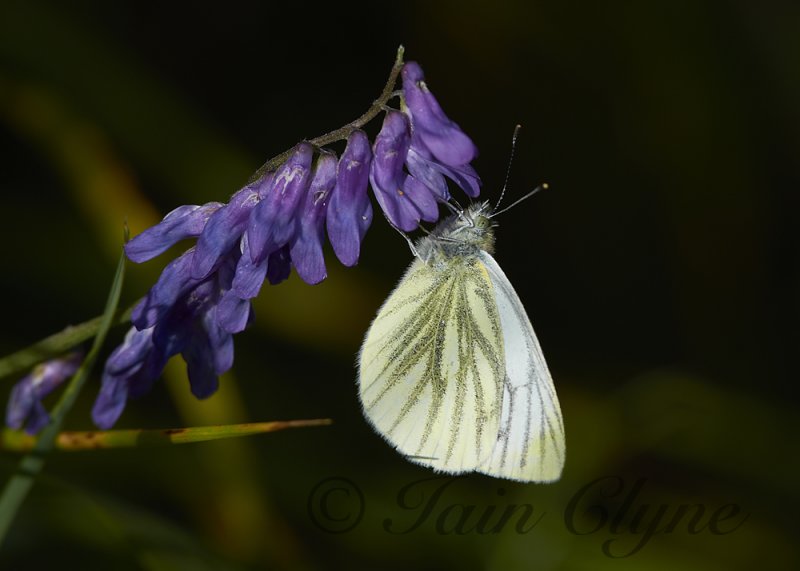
(38, 57), (484, 432)
(6, 353), (83, 434)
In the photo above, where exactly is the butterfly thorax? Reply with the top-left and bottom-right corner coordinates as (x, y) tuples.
(416, 202), (496, 265)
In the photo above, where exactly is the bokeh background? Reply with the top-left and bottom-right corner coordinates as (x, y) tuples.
(1, 0), (798, 569)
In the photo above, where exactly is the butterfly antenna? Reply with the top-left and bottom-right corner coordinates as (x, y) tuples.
(490, 183), (549, 218)
(493, 124), (522, 213)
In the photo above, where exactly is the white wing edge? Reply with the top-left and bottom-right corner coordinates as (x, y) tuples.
(477, 251), (566, 482)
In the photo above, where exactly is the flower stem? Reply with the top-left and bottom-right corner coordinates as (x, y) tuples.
(247, 44), (405, 183)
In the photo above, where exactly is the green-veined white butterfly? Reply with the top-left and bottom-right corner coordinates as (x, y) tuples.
(358, 194), (565, 482)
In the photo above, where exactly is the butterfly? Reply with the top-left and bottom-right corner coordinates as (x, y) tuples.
(358, 198), (565, 482)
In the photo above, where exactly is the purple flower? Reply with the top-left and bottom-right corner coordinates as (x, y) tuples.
(91, 58), (482, 429)
(191, 183), (265, 280)
(401, 61), (478, 167)
(93, 258), (240, 428)
(370, 111), (439, 231)
(290, 152), (336, 284)
(230, 233), (268, 300)
(125, 202), (224, 263)
(247, 143), (314, 264)
(7, 353), (82, 434)
(366, 62), (481, 232)
(400, 61), (481, 200)
(408, 147), (481, 199)
(131, 248), (203, 330)
(327, 130), (373, 267)
(92, 327), (163, 429)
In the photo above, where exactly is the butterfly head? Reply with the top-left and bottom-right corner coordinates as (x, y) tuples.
(417, 201), (496, 263)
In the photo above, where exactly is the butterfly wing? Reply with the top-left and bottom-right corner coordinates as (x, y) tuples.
(359, 257), (504, 473)
(477, 251), (565, 482)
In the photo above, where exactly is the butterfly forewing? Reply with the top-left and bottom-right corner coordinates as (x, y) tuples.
(477, 252), (565, 482)
(359, 257), (505, 473)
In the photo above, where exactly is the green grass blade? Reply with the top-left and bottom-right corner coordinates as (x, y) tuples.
(0, 238), (127, 544)
(0, 419), (333, 451)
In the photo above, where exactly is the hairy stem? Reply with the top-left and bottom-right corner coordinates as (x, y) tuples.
(247, 45), (405, 182)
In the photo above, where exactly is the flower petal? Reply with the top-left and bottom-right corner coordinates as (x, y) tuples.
(407, 142), (482, 198)
(191, 184), (262, 280)
(150, 277), (216, 358)
(371, 111), (411, 193)
(105, 327), (155, 376)
(6, 353), (82, 433)
(370, 111), (437, 231)
(6, 378), (36, 430)
(182, 333), (219, 399)
(92, 371), (130, 429)
(402, 175), (439, 222)
(405, 147), (449, 201)
(24, 400), (51, 434)
(247, 143), (313, 264)
(402, 61), (478, 167)
(132, 249), (203, 330)
(125, 349), (168, 399)
(203, 306), (234, 375)
(126, 202), (223, 263)
(231, 234), (269, 299)
(327, 130), (373, 267)
(290, 153), (336, 284)
(216, 290), (253, 333)
(266, 245), (292, 286)
(429, 160), (481, 198)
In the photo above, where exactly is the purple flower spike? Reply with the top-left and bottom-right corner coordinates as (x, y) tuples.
(290, 152), (336, 284)
(327, 130), (373, 267)
(6, 353), (82, 434)
(402, 61), (478, 167)
(132, 249), (202, 330)
(89, 57), (485, 429)
(248, 143), (314, 264)
(125, 202), (223, 263)
(191, 184), (264, 280)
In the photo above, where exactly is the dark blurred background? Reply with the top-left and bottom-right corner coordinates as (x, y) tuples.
(0, 0), (798, 569)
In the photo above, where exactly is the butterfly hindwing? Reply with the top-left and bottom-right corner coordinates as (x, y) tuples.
(477, 251), (565, 482)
